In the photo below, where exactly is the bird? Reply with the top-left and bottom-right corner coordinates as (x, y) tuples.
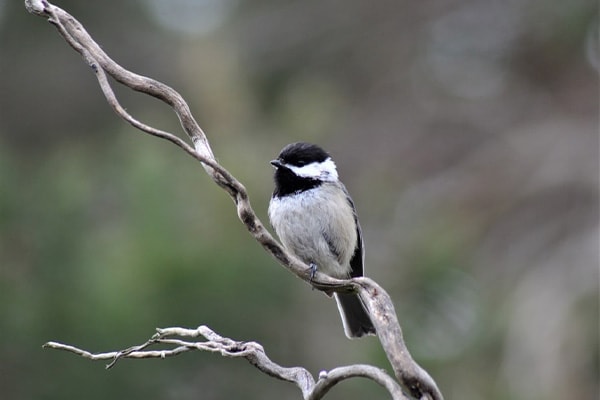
(268, 142), (376, 338)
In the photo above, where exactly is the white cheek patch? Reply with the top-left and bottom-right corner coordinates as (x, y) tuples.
(288, 158), (339, 181)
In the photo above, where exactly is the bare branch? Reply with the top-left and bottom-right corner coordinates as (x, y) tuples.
(44, 326), (408, 400)
(310, 365), (406, 400)
(356, 278), (441, 400)
(25, 1), (444, 400)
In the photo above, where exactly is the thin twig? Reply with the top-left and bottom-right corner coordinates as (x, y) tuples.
(44, 326), (409, 400)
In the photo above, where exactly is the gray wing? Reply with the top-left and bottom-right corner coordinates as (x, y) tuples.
(342, 185), (364, 278)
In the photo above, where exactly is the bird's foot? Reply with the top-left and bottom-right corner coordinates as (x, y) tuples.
(308, 263), (318, 283)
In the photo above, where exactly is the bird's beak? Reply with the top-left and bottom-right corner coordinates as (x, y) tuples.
(270, 159), (283, 168)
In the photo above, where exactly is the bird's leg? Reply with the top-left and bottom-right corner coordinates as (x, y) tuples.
(308, 263), (318, 283)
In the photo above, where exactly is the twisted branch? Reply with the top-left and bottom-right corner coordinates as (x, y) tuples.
(44, 326), (407, 400)
(25, 1), (443, 399)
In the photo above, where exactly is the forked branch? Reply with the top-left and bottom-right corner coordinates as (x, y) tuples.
(44, 326), (407, 400)
(25, 1), (443, 399)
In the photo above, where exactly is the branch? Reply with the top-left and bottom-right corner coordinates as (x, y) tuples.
(43, 326), (408, 400)
(25, 1), (444, 399)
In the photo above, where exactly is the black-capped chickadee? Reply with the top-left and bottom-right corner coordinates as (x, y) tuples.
(268, 142), (376, 338)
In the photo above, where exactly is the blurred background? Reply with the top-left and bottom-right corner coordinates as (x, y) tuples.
(0, 0), (597, 399)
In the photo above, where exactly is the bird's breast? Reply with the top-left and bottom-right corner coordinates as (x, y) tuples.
(268, 184), (357, 278)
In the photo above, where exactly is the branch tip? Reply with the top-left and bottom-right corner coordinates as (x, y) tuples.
(24, 0), (47, 15)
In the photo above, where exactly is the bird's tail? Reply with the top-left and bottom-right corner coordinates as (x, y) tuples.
(334, 292), (376, 339)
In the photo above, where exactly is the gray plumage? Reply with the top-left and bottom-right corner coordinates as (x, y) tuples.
(268, 142), (376, 338)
